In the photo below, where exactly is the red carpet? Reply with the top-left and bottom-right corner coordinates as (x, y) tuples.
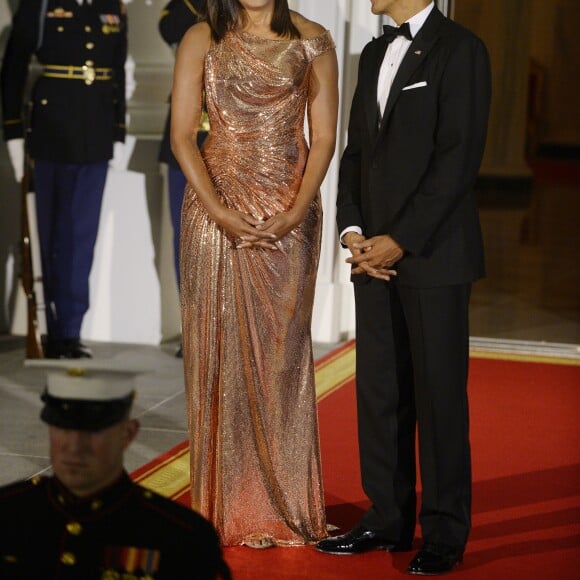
(133, 343), (580, 578)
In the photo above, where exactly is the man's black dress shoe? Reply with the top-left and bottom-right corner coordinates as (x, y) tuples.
(175, 343), (183, 358)
(316, 526), (412, 555)
(45, 339), (92, 359)
(407, 544), (463, 575)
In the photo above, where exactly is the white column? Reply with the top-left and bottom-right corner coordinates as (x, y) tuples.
(290, 0), (380, 341)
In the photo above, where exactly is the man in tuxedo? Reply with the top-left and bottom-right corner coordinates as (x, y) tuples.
(316, 0), (491, 575)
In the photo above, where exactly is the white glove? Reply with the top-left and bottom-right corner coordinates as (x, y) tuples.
(109, 141), (128, 172)
(7, 138), (25, 182)
(108, 135), (136, 172)
(125, 54), (137, 101)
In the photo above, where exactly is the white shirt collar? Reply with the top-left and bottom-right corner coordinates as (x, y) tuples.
(76, 0), (92, 5)
(406, 1), (435, 37)
(384, 1), (434, 38)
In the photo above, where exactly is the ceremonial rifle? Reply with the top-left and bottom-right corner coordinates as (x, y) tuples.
(20, 149), (46, 358)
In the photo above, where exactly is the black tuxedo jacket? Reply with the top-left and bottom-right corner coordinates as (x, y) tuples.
(337, 7), (491, 288)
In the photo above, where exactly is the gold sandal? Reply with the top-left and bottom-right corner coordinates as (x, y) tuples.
(243, 535), (275, 549)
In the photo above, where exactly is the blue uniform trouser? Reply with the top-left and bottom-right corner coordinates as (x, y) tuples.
(168, 164), (187, 292)
(34, 160), (108, 341)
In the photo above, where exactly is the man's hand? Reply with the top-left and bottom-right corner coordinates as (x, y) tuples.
(7, 138), (25, 182)
(343, 231), (366, 256)
(346, 234), (402, 281)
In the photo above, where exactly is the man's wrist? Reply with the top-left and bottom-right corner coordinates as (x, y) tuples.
(339, 225), (363, 246)
(343, 231), (363, 245)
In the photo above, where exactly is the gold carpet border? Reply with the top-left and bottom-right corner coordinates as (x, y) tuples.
(133, 446), (188, 492)
(135, 341), (577, 497)
(133, 447), (189, 497)
(315, 342), (356, 400)
(469, 349), (580, 366)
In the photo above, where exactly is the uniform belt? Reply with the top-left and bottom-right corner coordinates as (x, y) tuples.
(42, 65), (113, 85)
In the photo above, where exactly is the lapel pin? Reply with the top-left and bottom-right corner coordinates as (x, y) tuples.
(414, 50), (422, 55)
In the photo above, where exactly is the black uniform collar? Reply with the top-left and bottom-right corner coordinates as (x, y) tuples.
(48, 471), (135, 519)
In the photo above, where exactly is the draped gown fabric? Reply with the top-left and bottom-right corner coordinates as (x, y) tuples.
(180, 30), (335, 546)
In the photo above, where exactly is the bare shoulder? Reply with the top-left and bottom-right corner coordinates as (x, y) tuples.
(180, 21), (212, 54)
(290, 11), (327, 40)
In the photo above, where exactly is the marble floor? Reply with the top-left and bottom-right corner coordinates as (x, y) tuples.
(0, 157), (578, 488)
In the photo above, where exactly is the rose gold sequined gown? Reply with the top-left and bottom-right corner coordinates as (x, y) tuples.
(180, 30), (335, 546)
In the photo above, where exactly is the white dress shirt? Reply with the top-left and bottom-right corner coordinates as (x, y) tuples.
(377, 2), (434, 115)
(340, 2), (434, 243)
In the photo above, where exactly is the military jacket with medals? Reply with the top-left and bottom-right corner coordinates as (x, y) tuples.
(0, 472), (230, 580)
(0, 0), (127, 164)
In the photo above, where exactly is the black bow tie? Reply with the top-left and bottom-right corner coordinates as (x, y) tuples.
(382, 22), (413, 44)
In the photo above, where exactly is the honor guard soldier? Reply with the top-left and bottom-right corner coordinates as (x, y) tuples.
(158, 0), (207, 357)
(0, 366), (231, 579)
(1, 0), (128, 359)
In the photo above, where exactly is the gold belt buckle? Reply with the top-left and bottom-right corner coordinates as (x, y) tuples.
(199, 111), (210, 132)
(82, 64), (96, 85)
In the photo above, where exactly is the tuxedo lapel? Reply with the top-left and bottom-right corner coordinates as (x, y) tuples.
(364, 37), (389, 139)
(378, 8), (445, 136)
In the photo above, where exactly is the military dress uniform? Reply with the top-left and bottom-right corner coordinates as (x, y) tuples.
(158, 0), (207, 292)
(0, 0), (128, 358)
(0, 473), (229, 579)
(0, 364), (230, 579)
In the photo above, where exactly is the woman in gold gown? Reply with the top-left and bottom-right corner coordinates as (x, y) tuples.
(170, 0), (338, 547)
